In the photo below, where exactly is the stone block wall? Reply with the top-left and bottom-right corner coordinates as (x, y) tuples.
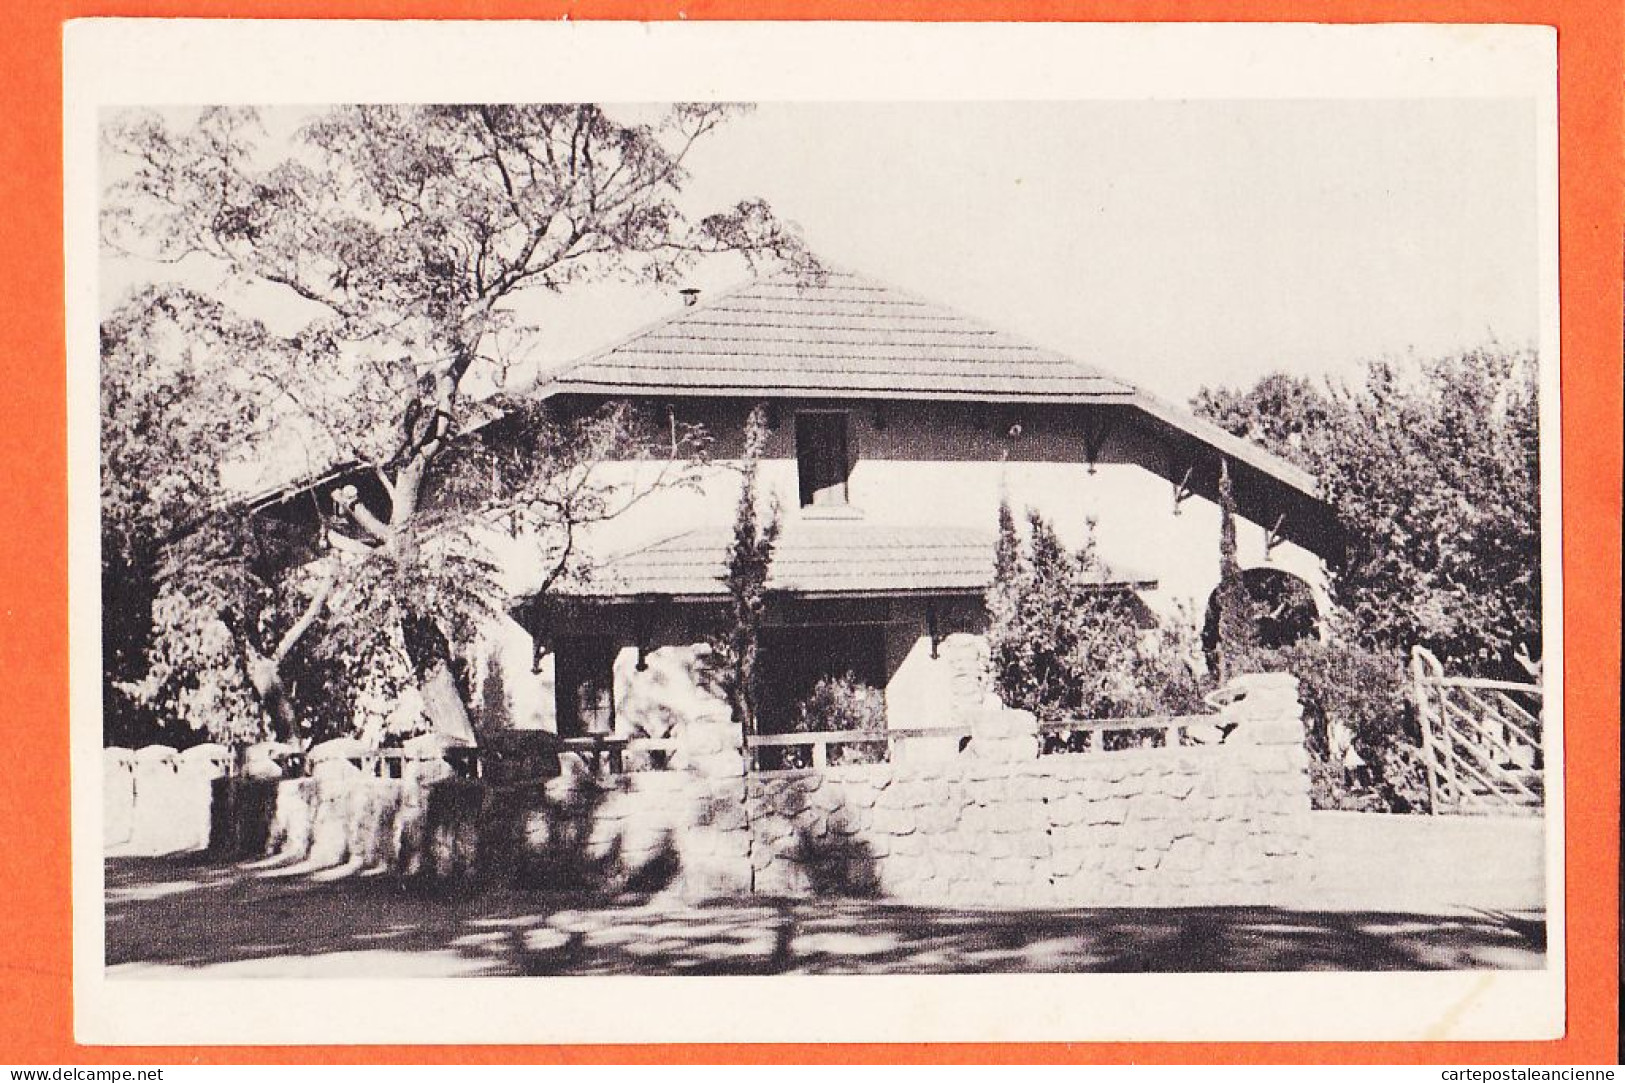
(727, 671), (1313, 907)
(605, 670), (1315, 906)
(102, 673), (1312, 909)
(743, 727), (1311, 907)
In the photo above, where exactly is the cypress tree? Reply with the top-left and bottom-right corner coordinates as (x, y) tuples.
(718, 403), (780, 740)
(1214, 459), (1260, 681)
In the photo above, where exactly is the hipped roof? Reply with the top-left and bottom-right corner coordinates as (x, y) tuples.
(541, 268), (1319, 498)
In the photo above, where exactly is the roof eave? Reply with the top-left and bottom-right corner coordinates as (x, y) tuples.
(545, 381), (1139, 406)
(1128, 391), (1321, 499)
(539, 578), (1158, 604)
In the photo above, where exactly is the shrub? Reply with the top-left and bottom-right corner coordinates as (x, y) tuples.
(790, 672), (887, 734)
(1127, 603), (1214, 716)
(987, 501), (1213, 723)
(1250, 640), (1430, 812)
(780, 672), (888, 767)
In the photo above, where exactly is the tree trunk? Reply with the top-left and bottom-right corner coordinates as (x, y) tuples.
(244, 649), (300, 744)
(401, 611), (478, 744)
(420, 662), (478, 744)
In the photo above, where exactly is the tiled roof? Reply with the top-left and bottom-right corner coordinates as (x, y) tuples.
(561, 521), (1156, 600)
(547, 270), (1138, 402)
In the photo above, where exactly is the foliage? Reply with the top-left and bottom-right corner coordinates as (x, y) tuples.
(99, 289), (276, 745)
(1251, 640), (1430, 813)
(1124, 604), (1214, 717)
(103, 106), (814, 441)
(986, 500), (1209, 721)
(101, 104), (803, 746)
(1194, 350), (1541, 676)
(786, 672), (888, 766)
(709, 404), (781, 740)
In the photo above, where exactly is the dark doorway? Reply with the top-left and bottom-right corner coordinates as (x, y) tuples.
(554, 637), (617, 737)
(1201, 567), (1320, 671)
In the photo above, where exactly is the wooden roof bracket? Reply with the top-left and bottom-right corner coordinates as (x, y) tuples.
(1171, 466), (1196, 516)
(1081, 409), (1116, 475)
(1264, 513), (1287, 560)
(634, 601), (658, 671)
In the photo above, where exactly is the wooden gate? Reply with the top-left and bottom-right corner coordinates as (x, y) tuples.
(1410, 646), (1544, 815)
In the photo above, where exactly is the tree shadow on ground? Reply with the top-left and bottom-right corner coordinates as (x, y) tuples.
(104, 857), (1545, 978)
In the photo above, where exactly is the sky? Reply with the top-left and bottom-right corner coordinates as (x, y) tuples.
(103, 98), (1542, 405)
(676, 99), (1542, 401)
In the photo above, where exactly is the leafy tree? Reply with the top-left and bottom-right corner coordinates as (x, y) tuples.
(1191, 373), (1333, 463)
(1195, 350), (1541, 675)
(100, 289), (272, 746)
(101, 104), (806, 746)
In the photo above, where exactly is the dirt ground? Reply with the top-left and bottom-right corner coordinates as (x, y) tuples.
(103, 812), (1547, 977)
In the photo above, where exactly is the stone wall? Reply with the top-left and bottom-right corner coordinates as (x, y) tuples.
(744, 683), (1313, 907)
(103, 673), (1312, 909)
(664, 671), (1313, 907)
(104, 744), (228, 856)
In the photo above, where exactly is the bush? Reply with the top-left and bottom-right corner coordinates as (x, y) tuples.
(988, 503), (1214, 723)
(1250, 640), (1430, 813)
(1126, 604), (1214, 717)
(790, 672), (887, 734)
(754, 672), (888, 770)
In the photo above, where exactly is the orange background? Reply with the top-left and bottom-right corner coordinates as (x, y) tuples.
(2, 0), (1619, 1065)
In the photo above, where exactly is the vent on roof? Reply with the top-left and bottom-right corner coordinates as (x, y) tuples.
(679, 287), (702, 307)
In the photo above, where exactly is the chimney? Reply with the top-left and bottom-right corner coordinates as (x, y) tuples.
(679, 287), (702, 307)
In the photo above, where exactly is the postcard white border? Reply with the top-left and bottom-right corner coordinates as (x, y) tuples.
(66, 18), (1564, 1046)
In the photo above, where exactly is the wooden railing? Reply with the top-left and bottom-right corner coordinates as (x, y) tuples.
(344, 737), (682, 780)
(356, 747), (483, 780)
(556, 735), (681, 774)
(743, 713), (1221, 771)
(747, 729), (892, 771)
(283, 709), (1227, 785)
(1037, 714), (1217, 753)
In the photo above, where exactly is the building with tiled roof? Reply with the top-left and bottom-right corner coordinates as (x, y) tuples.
(472, 267), (1340, 743)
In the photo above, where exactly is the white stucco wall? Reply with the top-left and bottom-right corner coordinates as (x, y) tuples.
(533, 398), (1326, 612)
(477, 397), (1329, 736)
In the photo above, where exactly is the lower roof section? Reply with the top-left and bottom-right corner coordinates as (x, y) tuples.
(547, 520), (1157, 603)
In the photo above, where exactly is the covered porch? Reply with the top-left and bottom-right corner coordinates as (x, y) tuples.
(509, 522), (1004, 747)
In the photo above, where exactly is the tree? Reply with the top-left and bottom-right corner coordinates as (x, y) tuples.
(984, 502), (1192, 721)
(100, 288), (273, 746)
(1191, 373), (1333, 462)
(711, 403), (781, 743)
(102, 104), (808, 745)
(1211, 459), (1261, 681)
(1194, 350), (1541, 675)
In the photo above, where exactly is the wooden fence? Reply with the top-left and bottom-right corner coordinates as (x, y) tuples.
(1410, 646), (1544, 815)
